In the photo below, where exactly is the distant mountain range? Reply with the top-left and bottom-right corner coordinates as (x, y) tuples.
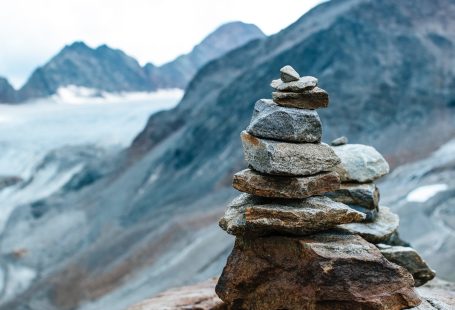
(1, 0), (455, 309)
(0, 21), (265, 103)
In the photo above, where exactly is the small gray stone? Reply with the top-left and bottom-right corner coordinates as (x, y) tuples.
(331, 136), (348, 146)
(272, 87), (329, 109)
(377, 244), (436, 287)
(270, 76), (318, 92)
(233, 169), (340, 199)
(280, 65), (300, 82)
(219, 194), (365, 236)
(332, 144), (390, 182)
(326, 182), (379, 211)
(337, 206), (399, 243)
(241, 131), (340, 176)
(246, 99), (322, 143)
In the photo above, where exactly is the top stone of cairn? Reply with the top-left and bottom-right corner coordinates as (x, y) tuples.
(280, 65), (300, 82)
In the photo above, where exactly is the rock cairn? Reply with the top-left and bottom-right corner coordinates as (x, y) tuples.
(215, 66), (425, 309)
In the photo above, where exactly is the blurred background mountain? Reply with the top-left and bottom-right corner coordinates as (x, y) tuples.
(0, 0), (454, 309)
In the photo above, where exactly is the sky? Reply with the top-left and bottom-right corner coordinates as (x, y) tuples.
(0, 0), (322, 88)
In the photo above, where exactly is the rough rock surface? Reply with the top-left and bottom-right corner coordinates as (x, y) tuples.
(246, 99), (322, 143)
(233, 169), (340, 199)
(280, 65), (300, 82)
(216, 233), (421, 310)
(127, 278), (226, 310)
(127, 278), (455, 310)
(326, 182), (379, 210)
(219, 194), (365, 236)
(241, 131), (340, 176)
(333, 144), (390, 182)
(378, 244), (436, 287)
(338, 206), (399, 243)
(270, 76), (318, 92)
(272, 87), (329, 109)
(331, 136), (348, 146)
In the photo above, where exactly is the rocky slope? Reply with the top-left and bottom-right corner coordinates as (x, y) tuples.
(1, 0), (455, 309)
(0, 77), (17, 103)
(9, 22), (264, 102)
(143, 22), (265, 89)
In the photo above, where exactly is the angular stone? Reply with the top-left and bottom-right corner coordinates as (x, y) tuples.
(377, 244), (436, 287)
(332, 144), (390, 182)
(219, 194), (365, 236)
(270, 76), (318, 92)
(331, 136), (348, 146)
(246, 99), (322, 143)
(241, 131), (340, 176)
(233, 169), (340, 199)
(326, 182), (379, 210)
(216, 233), (421, 310)
(272, 87), (329, 109)
(337, 206), (399, 243)
(280, 65), (300, 82)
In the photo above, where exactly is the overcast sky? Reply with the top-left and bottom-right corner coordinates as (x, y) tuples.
(0, 0), (322, 88)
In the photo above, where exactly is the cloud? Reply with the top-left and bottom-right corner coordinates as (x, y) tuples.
(0, 0), (322, 88)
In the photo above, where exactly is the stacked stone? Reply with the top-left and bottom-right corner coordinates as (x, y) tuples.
(215, 66), (422, 310)
(328, 140), (436, 286)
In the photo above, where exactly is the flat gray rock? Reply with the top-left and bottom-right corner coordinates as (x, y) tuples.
(246, 99), (322, 143)
(280, 65), (300, 82)
(326, 182), (379, 211)
(219, 194), (365, 236)
(337, 206), (399, 243)
(377, 244), (436, 287)
(233, 169), (340, 199)
(331, 136), (348, 146)
(272, 87), (329, 109)
(241, 131), (340, 176)
(270, 76), (318, 92)
(332, 144), (390, 182)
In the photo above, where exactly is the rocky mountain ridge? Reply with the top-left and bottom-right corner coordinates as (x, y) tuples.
(0, 22), (265, 103)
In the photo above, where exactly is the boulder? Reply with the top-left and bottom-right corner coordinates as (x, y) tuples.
(219, 194), (365, 236)
(270, 76), (318, 92)
(280, 65), (300, 82)
(241, 131), (340, 176)
(216, 233), (421, 310)
(326, 182), (379, 211)
(332, 144), (390, 182)
(246, 99), (322, 143)
(377, 244), (436, 287)
(272, 87), (329, 109)
(337, 206), (399, 243)
(331, 136), (348, 146)
(128, 278), (226, 310)
(233, 169), (340, 199)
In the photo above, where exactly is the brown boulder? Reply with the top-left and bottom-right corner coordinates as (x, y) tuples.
(272, 87), (329, 109)
(233, 169), (340, 198)
(216, 233), (421, 309)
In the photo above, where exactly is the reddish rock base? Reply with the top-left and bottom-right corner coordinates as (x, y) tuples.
(127, 278), (455, 310)
(216, 233), (420, 310)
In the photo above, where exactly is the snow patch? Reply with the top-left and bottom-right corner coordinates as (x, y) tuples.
(406, 184), (448, 203)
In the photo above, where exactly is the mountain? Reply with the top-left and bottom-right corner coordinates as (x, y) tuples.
(0, 77), (17, 103)
(1, 0), (455, 309)
(143, 22), (265, 89)
(10, 22), (265, 102)
(18, 42), (150, 99)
